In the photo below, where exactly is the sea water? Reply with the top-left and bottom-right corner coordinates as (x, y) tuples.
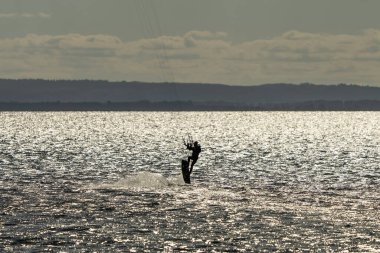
(0, 112), (379, 252)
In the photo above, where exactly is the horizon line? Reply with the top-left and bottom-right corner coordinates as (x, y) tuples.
(0, 78), (377, 88)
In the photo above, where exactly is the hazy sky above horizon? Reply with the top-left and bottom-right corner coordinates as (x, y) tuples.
(2, 0), (380, 86)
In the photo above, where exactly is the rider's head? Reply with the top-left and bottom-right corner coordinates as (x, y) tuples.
(194, 141), (198, 146)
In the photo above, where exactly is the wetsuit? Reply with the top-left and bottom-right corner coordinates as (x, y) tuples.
(187, 143), (201, 174)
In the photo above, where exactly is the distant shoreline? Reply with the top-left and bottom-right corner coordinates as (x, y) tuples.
(1, 100), (380, 111)
(1, 80), (380, 111)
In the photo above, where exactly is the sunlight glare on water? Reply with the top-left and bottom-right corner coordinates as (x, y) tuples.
(0, 112), (379, 252)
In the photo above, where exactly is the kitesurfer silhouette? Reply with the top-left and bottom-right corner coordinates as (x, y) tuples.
(185, 141), (201, 174)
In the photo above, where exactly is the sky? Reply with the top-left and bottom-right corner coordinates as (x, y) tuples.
(2, 0), (380, 86)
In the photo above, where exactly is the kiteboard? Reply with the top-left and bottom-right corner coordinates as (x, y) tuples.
(181, 159), (191, 184)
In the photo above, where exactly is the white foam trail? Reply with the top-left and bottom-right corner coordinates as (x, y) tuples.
(167, 174), (187, 186)
(94, 172), (186, 190)
(117, 172), (170, 189)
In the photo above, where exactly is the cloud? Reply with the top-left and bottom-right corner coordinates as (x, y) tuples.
(1, 30), (380, 85)
(0, 12), (51, 19)
(0, 12), (51, 18)
(184, 31), (227, 40)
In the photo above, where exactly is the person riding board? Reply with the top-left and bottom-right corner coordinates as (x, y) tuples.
(185, 140), (201, 174)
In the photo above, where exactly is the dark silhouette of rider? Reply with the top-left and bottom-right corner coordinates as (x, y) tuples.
(186, 141), (201, 174)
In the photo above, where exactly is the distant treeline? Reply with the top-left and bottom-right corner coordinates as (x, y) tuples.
(1, 100), (380, 111)
(1, 79), (380, 110)
(1, 79), (380, 105)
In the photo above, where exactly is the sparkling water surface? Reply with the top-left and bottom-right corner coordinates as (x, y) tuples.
(0, 112), (379, 252)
